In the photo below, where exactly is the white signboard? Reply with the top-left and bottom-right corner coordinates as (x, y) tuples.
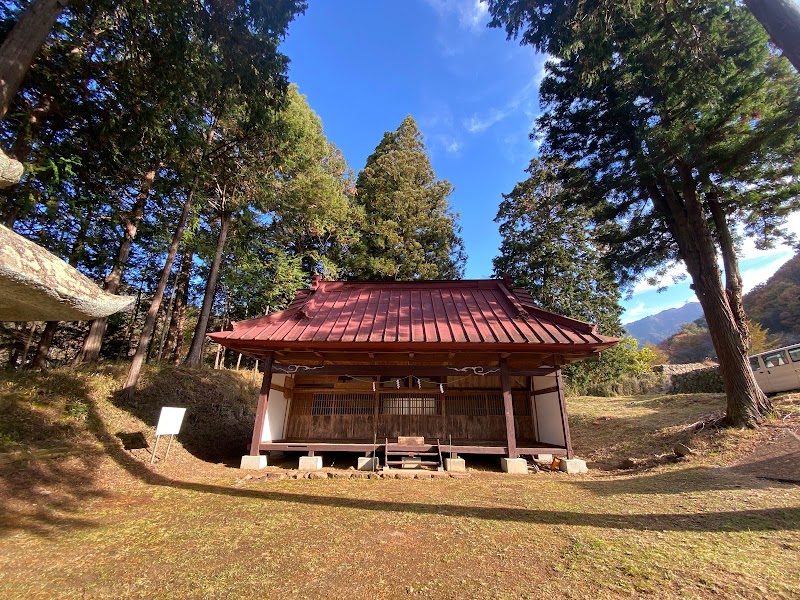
(155, 407), (186, 436)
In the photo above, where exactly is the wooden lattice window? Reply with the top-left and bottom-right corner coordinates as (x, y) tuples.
(379, 393), (440, 415)
(310, 393), (374, 415)
(446, 392), (530, 416)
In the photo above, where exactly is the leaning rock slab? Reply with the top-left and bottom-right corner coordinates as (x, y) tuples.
(0, 224), (134, 321)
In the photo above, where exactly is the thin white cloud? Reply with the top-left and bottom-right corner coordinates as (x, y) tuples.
(622, 297), (697, 325)
(622, 302), (647, 322)
(462, 59), (547, 134)
(741, 249), (794, 293)
(424, 0), (489, 32)
(465, 108), (509, 133)
(739, 211), (800, 260)
(424, 131), (464, 157)
(631, 262), (689, 294)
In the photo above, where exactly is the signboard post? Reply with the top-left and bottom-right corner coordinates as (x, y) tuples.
(151, 407), (186, 464)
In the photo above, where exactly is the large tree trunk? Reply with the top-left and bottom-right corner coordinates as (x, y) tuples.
(122, 184), (196, 400)
(184, 212), (231, 368)
(652, 164), (772, 427)
(31, 320), (57, 367)
(0, 0), (70, 120)
(162, 248), (192, 363)
(73, 170), (155, 364)
(744, 0), (800, 73)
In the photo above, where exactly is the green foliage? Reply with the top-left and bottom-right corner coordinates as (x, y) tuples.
(565, 336), (656, 395)
(488, 0), (800, 286)
(266, 86), (360, 279)
(347, 115), (466, 280)
(487, 0), (800, 423)
(492, 156), (623, 336)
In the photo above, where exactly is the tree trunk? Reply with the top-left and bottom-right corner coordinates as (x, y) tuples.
(31, 208), (89, 368)
(0, 0), (70, 120)
(155, 277), (178, 363)
(122, 184), (196, 400)
(744, 0), (800, 73)
(73, 169), (156, 364)
(653, 164), (771, 427)
(184, 212), (232, 368)
(5, 323), (22, 369)
(164, 249), (192, 364)
(20, 321), (38, 367)
(31, 320), (57, 367)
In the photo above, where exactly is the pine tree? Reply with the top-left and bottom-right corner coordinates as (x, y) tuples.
(487, 0), (800, 427)
(348, 115), (466, 280)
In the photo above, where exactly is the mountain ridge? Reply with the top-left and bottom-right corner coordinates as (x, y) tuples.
(624, 302), (703, 345)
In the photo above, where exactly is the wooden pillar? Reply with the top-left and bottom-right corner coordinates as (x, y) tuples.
(500, 358), (518, 459)
(529, 376), (539, 441)
(249, 352), (274, 456)
(555, 368), (573, 459)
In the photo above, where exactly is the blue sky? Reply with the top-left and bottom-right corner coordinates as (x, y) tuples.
(282, 0), (798, 324)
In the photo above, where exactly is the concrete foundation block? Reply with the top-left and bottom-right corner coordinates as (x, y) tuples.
(298, 455), (323, 471)
(533, 454), (553, 463)
(559, 458), (589, 474)
(501, 457), (529, 474)
(357, 457), (380, 471)
(240, 455), (267, 470)
(445, 458), (466, 472)
(401, 457), (422, 469)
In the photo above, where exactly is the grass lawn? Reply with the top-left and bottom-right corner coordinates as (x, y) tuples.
(0, 367), (798, 599)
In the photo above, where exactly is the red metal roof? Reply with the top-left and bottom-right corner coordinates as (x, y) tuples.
(209, 279), (618, 353)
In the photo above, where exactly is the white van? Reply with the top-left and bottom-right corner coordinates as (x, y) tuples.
(749, 344), (800, 394)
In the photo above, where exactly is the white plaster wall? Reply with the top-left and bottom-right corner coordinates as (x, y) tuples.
(260, 373), (289, 443)
(532, 374), (566, 447)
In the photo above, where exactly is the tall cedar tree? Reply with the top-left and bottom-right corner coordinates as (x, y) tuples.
(487, 0), (800, 427)
(742, 0), (800, 73)
(266, 85), (359, 280)
(492, 156), (629, 393)
(492, 157), (623, 335)
(348, 116), (466, 280)
(122, 0), (306, 397)
(184, 85), (359, 366)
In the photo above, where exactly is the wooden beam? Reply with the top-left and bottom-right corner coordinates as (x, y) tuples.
(249, 352), (274, 456)
(270, 363), (553, 377)
(532, 385), (559, 396)
(556, 368), (573, 459)
(500, 358), (518, 459)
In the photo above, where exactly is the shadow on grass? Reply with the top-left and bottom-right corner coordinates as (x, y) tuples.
(0, 370), (108, 536)
(4, 369), (798, 537)
(107, 366), (257, 463)
(90, 407), (799, 534)
(568, 394), (729, 470)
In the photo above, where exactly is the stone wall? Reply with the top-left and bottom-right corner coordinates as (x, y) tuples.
(650, 363), (721, 394)
(667, 365), (724, 394)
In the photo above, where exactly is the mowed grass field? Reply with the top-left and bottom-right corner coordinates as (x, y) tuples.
(0, 367), (798, 599)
